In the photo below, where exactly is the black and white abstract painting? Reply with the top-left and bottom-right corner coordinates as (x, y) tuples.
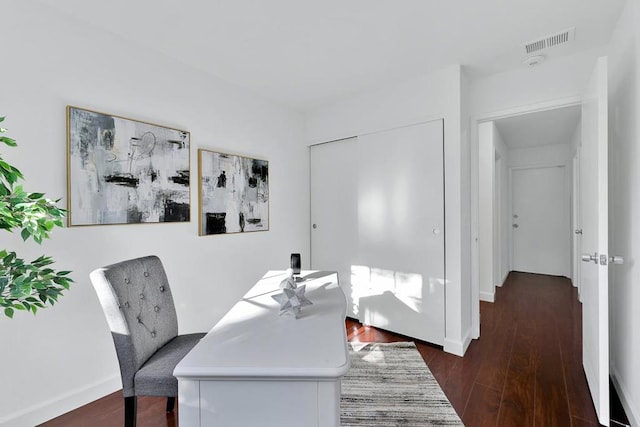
(198, 149), (269, 235)
(67, 106), (190, 226)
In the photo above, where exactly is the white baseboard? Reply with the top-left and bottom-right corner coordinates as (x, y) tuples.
(444, 328), (472, 357)
(500, 271), (509, 287)
(0, 375), (121, 427)
(611, 365), (639, 427)
(479, 291), (495, 303)
(472, 322), (480, 340)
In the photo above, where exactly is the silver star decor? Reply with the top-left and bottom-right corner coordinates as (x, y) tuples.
(279, 274), (297, 290)
(271, 285), (312, 319)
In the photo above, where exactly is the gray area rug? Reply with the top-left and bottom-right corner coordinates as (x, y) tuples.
(341, 342), (464, 426)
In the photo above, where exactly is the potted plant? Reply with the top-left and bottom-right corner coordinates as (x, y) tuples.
(0, 116), (72, 318)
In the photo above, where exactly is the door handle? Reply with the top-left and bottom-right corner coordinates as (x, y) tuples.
(581, 253), (598, 264)
(575, 229), (583, 235)
(609, 255), (624, 265)
(512, 224), (519, 228)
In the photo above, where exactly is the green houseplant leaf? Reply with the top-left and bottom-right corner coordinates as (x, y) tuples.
(0, 117), (73, 318)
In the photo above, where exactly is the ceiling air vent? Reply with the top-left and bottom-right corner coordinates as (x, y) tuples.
(523, 27), (575, 55)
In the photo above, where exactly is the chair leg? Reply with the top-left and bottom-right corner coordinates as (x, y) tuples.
(124, 396), (137, 427)
(166, 396), (176, 413)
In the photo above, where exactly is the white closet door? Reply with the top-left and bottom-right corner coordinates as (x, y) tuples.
(310, 138), (359, 318)
(310, 120), (445, 345)
(356, 121), (444, 344)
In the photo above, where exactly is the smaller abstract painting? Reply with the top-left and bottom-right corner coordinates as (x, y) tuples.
(198, 149), (269, 235)
(67, 106), (190, 226)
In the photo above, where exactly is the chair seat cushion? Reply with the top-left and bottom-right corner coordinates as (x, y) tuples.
(134, 333), (206, 397)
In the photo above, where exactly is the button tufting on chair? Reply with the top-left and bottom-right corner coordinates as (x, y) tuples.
(90, 255), (205, 427)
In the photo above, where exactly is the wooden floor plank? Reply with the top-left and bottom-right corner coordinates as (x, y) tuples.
(497, 318), (537, 426)
(474, 317), (516, 392)
(441, 340), (485, 411)
(425, 348), (462, 388)
(533, 299), (572, 426)
(42, 393), (176, 427)
(571, 415), (599, 427)
(462, 383), (502, 427)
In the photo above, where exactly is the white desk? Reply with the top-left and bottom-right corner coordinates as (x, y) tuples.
(174, 271), (349, 427)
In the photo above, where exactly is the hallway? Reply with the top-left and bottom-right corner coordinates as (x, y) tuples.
(464, 272), (595, 425)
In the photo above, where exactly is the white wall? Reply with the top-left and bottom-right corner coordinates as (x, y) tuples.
(0, 3), (307, 426)
(608, 0), (640, 424)
(570, 118), (582, 157)
(508, 143), (573, 168)
(478, 122), (495, 302)
(469, 48), (604, 118)
(460, 68), (473, 345)
(478, 122), (509, 303)
(306, 65), (472, 356)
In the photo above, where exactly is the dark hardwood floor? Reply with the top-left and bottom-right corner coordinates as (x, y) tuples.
(346, 272), (602, 426)
(41, 272), (627, 426)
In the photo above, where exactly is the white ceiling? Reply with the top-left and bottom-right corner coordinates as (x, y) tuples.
(494, 105), (582, 149)
(36, 0), (625, 112)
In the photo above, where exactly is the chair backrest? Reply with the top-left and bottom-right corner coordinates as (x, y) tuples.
(90, 255), (179, 396)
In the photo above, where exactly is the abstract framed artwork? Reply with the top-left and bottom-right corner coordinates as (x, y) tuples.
(198, 149), (269, 235)
(67, 106), (190, 226)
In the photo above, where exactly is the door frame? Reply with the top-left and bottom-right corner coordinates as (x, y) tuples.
(494, 151), (503, 288)
(477, 122), (497, 302)
(572, 149), (583, 301)
(508, 163), (569, 276)
(470, 95), (582, 338)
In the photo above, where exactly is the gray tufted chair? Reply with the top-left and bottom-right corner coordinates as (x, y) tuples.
(90, 255), (205, 427)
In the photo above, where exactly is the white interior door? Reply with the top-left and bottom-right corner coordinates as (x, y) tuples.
(310, 138), (358, 318)
(580, 56), (609, 425)
(310, 121), (445, 345)
(511, 165), (570, 276)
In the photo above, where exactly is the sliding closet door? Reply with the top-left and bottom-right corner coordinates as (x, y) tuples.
(356, 121), (445, 344)
(310, 120), (445, 345)
(310, 138), (359, 318)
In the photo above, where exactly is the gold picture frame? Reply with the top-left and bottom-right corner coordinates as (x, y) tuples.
(198, 148), (269, 235)
(67, 106), (190, 226)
